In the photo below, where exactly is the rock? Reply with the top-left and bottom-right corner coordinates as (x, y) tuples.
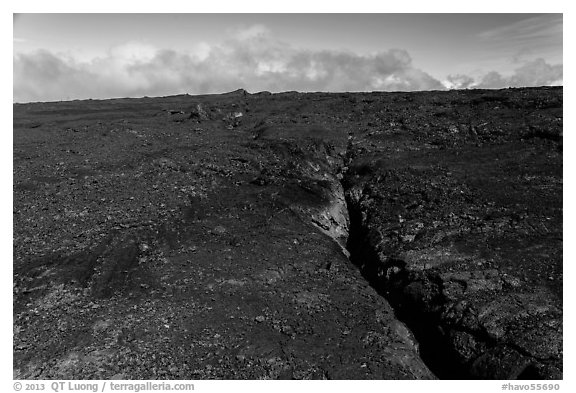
(13, 86), (561, 380)
(213, 225), (226, 234)
(189, 104), (210, 121)
(92, 320), (111, 334)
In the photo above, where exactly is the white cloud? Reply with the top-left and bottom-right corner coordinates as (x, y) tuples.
(509, 58), (563, 86)
(13, 26), (444, 102)
(189, 42), (211, 62)
(443, 74), (476, 89)
(109, 42), (158, 64)
(442, 58), (562, 90)
(13, 25), (562, 103)
(476, 58), (562, 89)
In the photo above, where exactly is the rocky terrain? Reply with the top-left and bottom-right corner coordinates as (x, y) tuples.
(13, 87), (562, 379)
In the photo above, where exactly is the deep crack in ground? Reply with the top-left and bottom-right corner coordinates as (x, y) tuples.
(14, 87), (562, 379)
(337, 131), (561, 379)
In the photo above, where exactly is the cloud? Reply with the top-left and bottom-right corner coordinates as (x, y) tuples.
(13, 26), (444, 102)
(476, 71), (507, 89)
(478, 14), (562, 46)
(14, 50), (94, 102)
(233, 24), (270, 40)
(478, 14), (562, 66)
(108, 42), (158, 64)
(444, 74), (476, 90)
(509, 58), (563, 86)
(13, 25), (562, 102)
(443, 58), (562, 90)
(476, 58), (562, 89)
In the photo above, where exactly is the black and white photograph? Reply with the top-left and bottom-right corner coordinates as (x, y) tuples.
(10, 4), (567, 388)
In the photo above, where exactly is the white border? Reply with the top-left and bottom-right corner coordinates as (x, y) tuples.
(4, 2), (572, 392)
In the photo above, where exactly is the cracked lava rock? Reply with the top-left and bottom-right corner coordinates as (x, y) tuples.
(13, 87), (562, 379)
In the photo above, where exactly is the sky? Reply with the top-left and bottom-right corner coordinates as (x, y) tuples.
(13, 13), (563, 102)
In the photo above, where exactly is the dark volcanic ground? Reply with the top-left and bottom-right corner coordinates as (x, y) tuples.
(13, 87), (562, 380)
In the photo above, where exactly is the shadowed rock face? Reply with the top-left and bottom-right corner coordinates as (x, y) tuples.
(341, 88), (562, 379)
(13, 87), (561, 379)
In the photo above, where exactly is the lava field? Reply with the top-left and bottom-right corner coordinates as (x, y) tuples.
(13, 87), (562, 379)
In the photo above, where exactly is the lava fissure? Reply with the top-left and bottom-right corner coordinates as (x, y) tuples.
(341, 187), (465, 378)
(337, 148), (559, 379)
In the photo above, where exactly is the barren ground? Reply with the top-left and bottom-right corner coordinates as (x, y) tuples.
(13, 87), (562, 379)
